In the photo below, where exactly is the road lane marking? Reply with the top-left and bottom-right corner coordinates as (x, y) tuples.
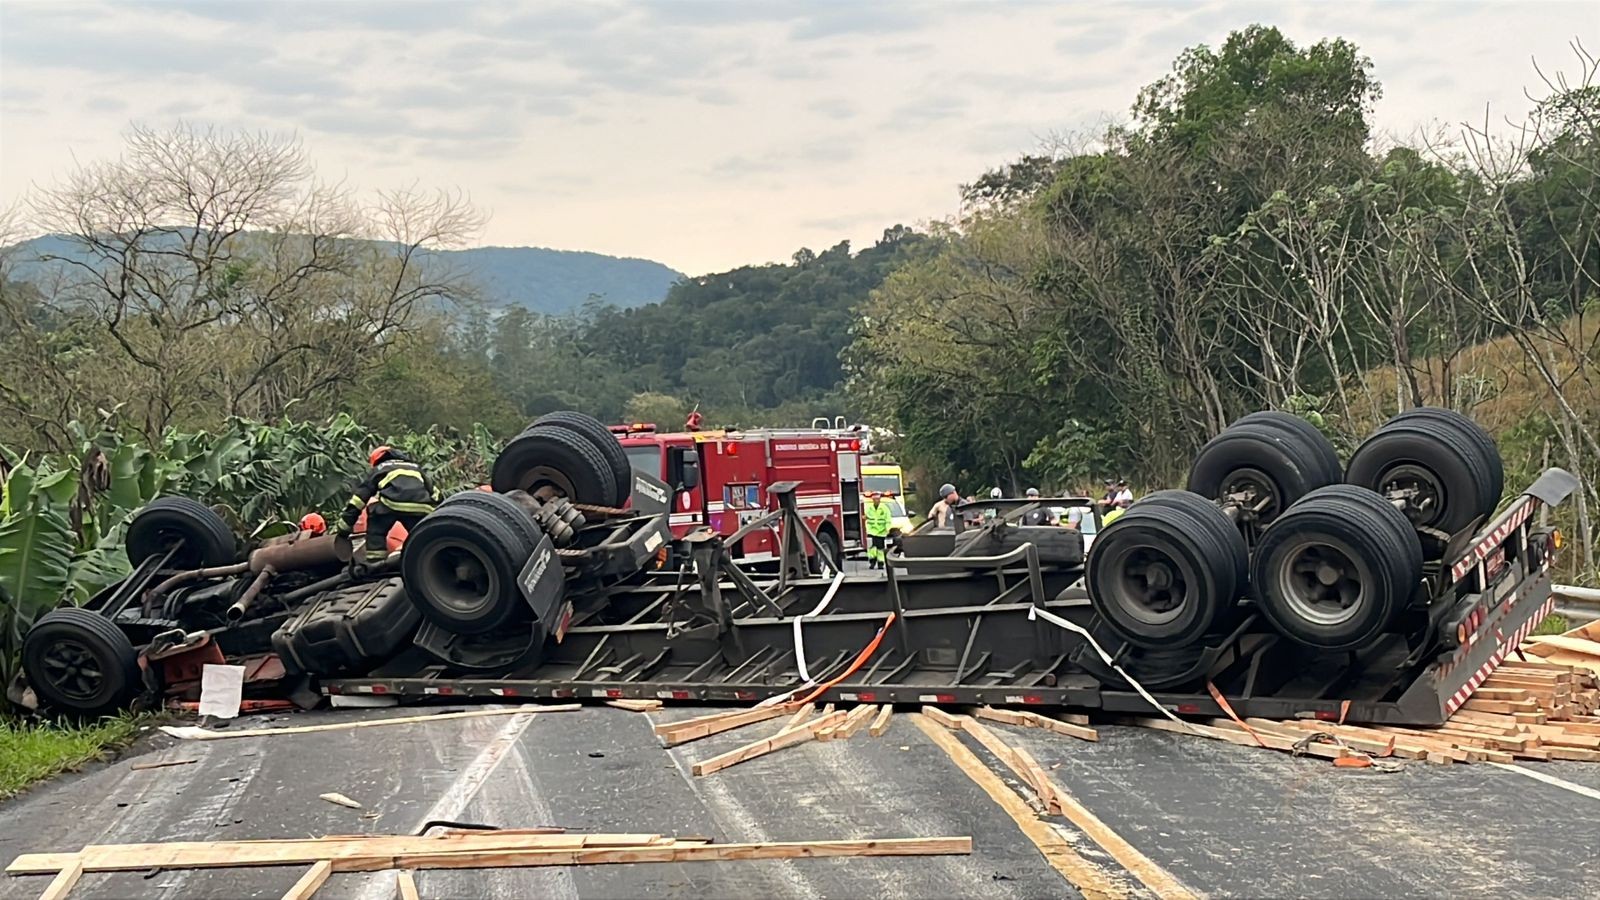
(352, 709), (544, 900)
(1490, 762), (1600, 802)
(911, 714), (1127, 900)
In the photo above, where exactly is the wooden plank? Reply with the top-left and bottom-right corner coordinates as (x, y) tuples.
(920, 706), (967, 730)
(972, 707), (1031, 727)
(690, 710), (848, 775)
(910, 715), (1126, 899)
(1526, 635), (1600, 656)
(869, 705), (894, 737)
(36, 859), (82, 900)
(376, 837), (973, 872)
(396, 870), (420, 900)
(1459, 698), (1538, 715)
(1470, 687), (1535, 701)
(7, 834), (670, 875)
(129, 758), (199, 771)
(1019, 711), (1099, 742)
(659, 706), (794, 747)
(1058, 712), (1092, 726)
(281, 860), (333, 900)
(159, 705), (575, 742)
(780, 705), (817, 732)
(606, 699), (663, 712)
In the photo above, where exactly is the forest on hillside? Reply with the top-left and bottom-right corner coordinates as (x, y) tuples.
(0, 27), (1595, 579)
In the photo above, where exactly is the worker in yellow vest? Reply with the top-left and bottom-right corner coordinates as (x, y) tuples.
(863, 490), (894, 569)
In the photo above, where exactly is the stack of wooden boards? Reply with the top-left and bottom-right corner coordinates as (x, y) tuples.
(7, 829), (972, 899)
(1119, 628), (1600, 766)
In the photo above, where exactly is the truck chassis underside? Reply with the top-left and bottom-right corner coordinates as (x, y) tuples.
(324, 472), (1573, 727)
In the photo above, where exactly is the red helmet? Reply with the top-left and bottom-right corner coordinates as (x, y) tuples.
(298, 512), (327, 535)
(368, 445), (393, 467)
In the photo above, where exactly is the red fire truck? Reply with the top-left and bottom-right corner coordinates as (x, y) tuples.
(611, 422), (864, 568)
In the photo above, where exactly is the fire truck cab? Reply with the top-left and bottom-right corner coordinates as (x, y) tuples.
(613, 422), (864, 568)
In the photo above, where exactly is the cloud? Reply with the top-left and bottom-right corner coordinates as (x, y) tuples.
(807, 97), (860, 120)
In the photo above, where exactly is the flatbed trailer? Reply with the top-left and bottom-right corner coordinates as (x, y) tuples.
(323, 469), (1576, 726)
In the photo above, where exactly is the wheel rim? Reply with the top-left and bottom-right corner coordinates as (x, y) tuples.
(1221, 466), (1282, 522)
(1272, 536), (1369, 627)
(511, 464), (577, 499)
(1379, 462), (1445, 526)
(416, 538), (503, 618)
(39, 638), (109, 703)
(1103, 542), (1194, 627)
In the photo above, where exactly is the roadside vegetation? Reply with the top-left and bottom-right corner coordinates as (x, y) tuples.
(0, 714), (142, 799)
(0, 25), (1595, 729)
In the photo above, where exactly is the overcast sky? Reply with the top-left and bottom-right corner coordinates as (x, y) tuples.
(0, 1), (1590, 275)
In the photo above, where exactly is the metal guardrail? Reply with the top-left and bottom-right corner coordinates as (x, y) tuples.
(1553, 584), (1600, 624)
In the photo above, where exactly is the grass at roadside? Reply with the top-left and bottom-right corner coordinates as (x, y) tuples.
(0, 715), (144, 800)
(1532, 614), (1570, 636)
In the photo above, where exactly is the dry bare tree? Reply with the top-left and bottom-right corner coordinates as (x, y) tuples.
(22, 124), (483, 440)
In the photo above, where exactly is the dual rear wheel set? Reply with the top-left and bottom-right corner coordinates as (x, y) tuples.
(1086, 407), (1502, 656)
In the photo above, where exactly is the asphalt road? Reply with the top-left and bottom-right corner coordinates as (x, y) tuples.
(2, 705), (1596, 899)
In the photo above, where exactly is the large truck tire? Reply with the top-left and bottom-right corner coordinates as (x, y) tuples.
(22, 607), (142, 718)
(1086, 491), (1247, 648)
(491, 424), (618, 506)
(1345, 414), (1498, 534)
(532, 411), (632, 507)
(125, 496), (239, 568)
(1388, 407), (1504, 510)
(1187, 422), (1336, 526)
(1232, 411), (1343, 484)
(1250, 485), (1423, 651)
(401, 504), (535, 635)
(438, 489), (545, 549)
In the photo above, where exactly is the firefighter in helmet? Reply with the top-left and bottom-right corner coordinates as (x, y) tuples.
(336, 446), (436, 567)
(863, 490), (893, 570)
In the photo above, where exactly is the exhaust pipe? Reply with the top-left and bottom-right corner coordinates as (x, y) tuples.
(226, 566), (275, 621)
(248, 531), (350, 574)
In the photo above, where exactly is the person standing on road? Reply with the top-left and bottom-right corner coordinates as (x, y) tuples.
(1021, 487), (1055, 525)
(1113, 479), (1134, 508)
(863, 490), (893, 569)
(337, 446), (437, 568)
(928, 483), (962, 528)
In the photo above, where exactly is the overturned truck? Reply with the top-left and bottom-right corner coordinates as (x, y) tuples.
(15, 409), (1576, 726)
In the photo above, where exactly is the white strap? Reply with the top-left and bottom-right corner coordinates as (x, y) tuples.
(757, 569), (848, 707)
(1028, 605), (1198, 731)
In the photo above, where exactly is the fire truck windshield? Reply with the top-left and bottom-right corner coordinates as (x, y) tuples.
(625, 445), (662, 476)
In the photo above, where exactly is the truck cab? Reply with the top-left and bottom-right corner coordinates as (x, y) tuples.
(614, 422), (864, 567)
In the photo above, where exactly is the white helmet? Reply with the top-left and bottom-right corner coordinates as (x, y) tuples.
(989, 487), (1003, 499)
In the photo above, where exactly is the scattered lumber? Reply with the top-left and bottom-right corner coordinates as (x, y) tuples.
(781, 704), (817, 732)
(819, 705), (877, 741)
(605, 699), (663, 712)
(655, 705), (794, 747)
(396, 870), (420, 900)
(969, 706), (1099, 741)
(159, 705), (577, 741)
(690, 709), (849, 775)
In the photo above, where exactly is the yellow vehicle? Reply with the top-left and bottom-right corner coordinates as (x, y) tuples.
(861, 463), (914, 535)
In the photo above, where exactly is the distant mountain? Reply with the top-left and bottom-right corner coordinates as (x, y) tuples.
(2, 234), (684, 316)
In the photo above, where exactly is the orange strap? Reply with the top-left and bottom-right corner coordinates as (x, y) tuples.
(1206, 680), (1268, 748)
(797, 612), (896, 707)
